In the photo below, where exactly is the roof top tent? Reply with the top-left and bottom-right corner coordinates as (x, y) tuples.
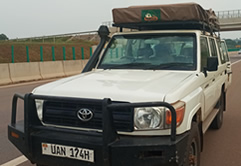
(112, 3), (220, 33)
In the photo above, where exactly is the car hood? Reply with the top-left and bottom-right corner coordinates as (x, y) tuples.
(33, 69), (194, 103)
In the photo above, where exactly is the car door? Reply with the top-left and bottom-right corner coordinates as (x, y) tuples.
(209, 38), (225, 108)
(200, 36), (217, 119)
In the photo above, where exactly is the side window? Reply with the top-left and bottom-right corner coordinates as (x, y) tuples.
(200, 37), (210, 71)
(216, 39), (226, 64)
(221, 41), (230, 62)
(209, 38), (218, 57)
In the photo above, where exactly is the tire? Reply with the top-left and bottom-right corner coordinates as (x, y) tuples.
(183, 122), (201, 166)
(210, 91), (225, 129)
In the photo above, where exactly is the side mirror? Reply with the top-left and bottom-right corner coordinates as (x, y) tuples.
(203, 56), (218, 77)
(207, 56), (218, 71)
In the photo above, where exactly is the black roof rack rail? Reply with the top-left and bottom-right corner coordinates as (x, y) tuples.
(113, 21), (219, 33)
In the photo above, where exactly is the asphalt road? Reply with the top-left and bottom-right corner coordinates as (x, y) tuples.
(0, 80), (55, 166)
(201, 56), (241, 166)
(0, 55), (241, 166)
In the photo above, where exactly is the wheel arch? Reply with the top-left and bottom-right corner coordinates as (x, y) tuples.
(182, 105), (203, 152)
(191, 108), (203, 152)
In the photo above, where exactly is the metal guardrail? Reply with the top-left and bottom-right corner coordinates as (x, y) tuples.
(102, 21), (113, 27)
(10, 30), (98, 42)
(217, 10), (241, 19)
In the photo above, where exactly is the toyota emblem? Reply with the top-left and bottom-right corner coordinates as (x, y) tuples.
(77, 108), (93, 122)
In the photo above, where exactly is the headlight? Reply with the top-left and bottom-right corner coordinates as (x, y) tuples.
(35, 99), (44, 121)
(134, 101), (185, 130)
(134, 107), (164, 130)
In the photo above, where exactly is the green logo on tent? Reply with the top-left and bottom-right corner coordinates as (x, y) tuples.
(142, 9), (161, 22)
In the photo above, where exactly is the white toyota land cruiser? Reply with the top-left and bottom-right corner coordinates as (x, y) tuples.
(8, 3), (232, 166)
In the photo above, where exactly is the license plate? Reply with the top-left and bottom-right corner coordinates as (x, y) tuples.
(41, 143), (94, 163)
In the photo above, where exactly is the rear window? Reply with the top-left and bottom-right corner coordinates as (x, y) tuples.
(220, 41), (230, 62)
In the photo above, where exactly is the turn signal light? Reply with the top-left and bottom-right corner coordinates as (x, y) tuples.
(165, 101), (185, 126)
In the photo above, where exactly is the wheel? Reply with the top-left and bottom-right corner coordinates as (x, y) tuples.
(210, 91), (225, 129)
(184, 122), (201, 166)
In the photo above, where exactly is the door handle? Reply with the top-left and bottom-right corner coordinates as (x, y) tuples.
(204, 84), (209, 89)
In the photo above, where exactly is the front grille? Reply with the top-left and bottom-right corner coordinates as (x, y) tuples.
(43, 100), (134, 132)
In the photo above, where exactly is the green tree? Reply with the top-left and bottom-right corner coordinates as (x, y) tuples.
(225, 39), (236, 49)
(237, 40), (241, 46)
(0, 34), (8, 40)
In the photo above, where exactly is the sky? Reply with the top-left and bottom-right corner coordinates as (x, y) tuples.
(1, 0), (241, 39)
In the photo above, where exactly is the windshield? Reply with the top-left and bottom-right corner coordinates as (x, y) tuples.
(98, 33), (197, 70)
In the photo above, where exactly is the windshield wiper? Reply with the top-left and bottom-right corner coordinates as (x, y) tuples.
(99, 63), (154, 70)
(99, 62), (194, 70)
(151, 63), (194, 70)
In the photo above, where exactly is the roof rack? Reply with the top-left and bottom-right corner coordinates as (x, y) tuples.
(112, 3), (220, 33)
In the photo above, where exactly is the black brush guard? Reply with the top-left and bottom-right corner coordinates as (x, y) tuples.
(8, 93), (190, 166)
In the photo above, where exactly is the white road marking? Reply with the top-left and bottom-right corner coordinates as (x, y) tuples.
(231, 58), (241, 65)
(0, 78), (58, 89)
(0, 155), (28, 166)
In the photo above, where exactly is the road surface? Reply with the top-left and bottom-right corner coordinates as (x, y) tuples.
(0, 55), (241, 166)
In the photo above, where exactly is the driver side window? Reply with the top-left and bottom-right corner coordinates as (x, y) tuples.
(200, 37), (211, 71)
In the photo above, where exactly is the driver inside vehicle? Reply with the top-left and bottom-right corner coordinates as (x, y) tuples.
(153, 44), (174, 63)
(137, 44), (154, 60)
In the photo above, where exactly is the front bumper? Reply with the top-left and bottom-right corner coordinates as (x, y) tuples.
(8, 93), (189, 166)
